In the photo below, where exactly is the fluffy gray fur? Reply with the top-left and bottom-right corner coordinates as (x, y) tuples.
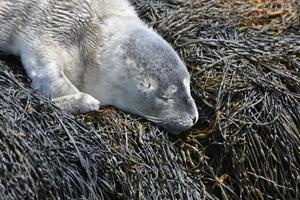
(0, 0), (198, 134)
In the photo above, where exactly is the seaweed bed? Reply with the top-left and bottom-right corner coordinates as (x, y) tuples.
(0, 0), (299, 199)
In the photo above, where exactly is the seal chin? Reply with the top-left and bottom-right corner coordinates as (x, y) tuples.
(160, 122), (194, 135)
(142, 105), (199, 135)
(155, 115), (198, 135)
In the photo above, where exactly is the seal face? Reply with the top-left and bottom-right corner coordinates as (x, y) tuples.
(87, 26), (199, 134)
(0, 0), (198, 134)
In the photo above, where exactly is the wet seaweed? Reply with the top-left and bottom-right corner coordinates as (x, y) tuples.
(0, 0), (299, 199)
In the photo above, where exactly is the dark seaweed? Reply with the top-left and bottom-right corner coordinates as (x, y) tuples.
(0, 0), (299, 199)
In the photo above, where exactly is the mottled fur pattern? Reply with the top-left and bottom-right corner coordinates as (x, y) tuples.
(0, 0), (198, 134)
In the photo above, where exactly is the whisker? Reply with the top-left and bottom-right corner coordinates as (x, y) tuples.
(130, 106), (165, 123)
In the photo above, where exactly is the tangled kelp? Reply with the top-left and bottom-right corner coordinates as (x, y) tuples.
(0, 0), (300, 200)
(210, 0), (300, 32)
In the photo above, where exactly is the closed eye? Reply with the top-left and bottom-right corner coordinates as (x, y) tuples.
(138, 80), (154, 90)
(160, 96), (172, 102)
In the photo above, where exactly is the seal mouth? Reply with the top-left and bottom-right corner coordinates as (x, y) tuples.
(159, 120), (194, 135)
(130, 105), (166, 124)
(130, 105), (195, 134)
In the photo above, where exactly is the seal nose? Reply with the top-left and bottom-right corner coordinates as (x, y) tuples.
(192, 116), (197, 124)
(185, 97), (199, 124)
(190, 109), (199, 125)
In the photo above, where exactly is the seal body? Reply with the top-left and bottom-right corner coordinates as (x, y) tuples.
(0, 0), (198, 134)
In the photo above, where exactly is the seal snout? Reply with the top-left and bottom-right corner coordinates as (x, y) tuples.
(192, 116), (198, 124)
(161, 120), (194, 135)
(190, 112), (199, 125)
(187, 98), (199, 125)
(160, 107), (199, 135)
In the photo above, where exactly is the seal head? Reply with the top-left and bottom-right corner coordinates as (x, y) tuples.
(94, 26), (199, 134)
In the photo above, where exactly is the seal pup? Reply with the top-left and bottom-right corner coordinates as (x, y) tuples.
(0, 0), (198, 134)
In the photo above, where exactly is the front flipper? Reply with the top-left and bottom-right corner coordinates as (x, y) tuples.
(54, 93), (100, 114)
(20, 43), (100, 114)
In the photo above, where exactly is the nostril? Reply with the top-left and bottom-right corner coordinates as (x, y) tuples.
(192, 116), (198, 124)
